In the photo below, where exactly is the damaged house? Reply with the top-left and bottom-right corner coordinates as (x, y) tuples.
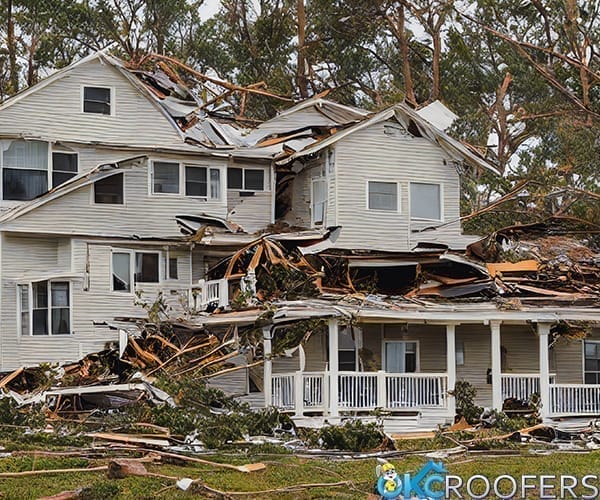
(0, 51), (599, 433)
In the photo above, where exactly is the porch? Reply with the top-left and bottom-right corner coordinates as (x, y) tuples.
(261, 318), (600, 426)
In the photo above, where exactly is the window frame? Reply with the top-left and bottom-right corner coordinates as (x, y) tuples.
(382, 340), (420, 373)
(227, 167), (267, 191)
(338, 327), (358, 372)
(149, 160), (222, 200)
(92, 172), (125, 206)
(51, 149), (78, 189)
(583, 340), (600, 384)
(164, 248), (179, 281)
(0, 139), (49, 201)
(81, 85), (115, 116)
(111, 249), (163, 293)
(366, 180), (400, 213)
(17, 280), (72, 337)
(409, 181), (443, 221)
(311, 177), (328, 227)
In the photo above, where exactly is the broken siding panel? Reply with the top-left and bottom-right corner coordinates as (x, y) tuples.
(283, 158), (325, 228)
(227, 190), (271, 233)
(333, 120), (462, 251)
(2, 161), (229, 238)
(0, 59), (182, 147)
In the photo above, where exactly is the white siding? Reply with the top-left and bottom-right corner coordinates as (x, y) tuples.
(0, 59), (182, 147)
(332, 120), (463, 251)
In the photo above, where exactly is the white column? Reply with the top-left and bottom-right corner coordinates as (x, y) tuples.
(328, 318), (339, 417)
(294, 371), (304, 417)
(538, 322), (551, 420)
(263, 326), (272, 408)
(490, 321), (502, 410)
(446, 324), (456, 416)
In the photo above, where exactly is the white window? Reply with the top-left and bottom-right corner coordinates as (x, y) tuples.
(112, 251), (160, 292)
(456, 341), (465, 366)
(151, 161), (221, 199)
(368, 181), (398, 211)
(165, 249), (178, 280)
(227, 167), (265, 191)
(384, 341), (417, 373)
(1, 139), (48, 200)
(82, 86), (112, 115)
(51, 150), (78, 188)
(152, 161), (179, 194)
(311, 178), (327, 226)
(410, 182), (442, 220)
(18, 281), (71, 336)
(338, 327), (356, 371)
(584, 341), (600, 384)
(94, 173), (123, 204)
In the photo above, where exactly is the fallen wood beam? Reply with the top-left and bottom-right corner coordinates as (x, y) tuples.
(0, 466), (108, 478)
(0, 366), (24, 388)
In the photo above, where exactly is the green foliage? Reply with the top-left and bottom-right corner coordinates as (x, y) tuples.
(451, 381), (483, 424)
(79, 481), (121, 500)
(304, 420), (386, 452)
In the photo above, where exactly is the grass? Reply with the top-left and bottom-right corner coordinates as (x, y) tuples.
(0, 447), (598, 499)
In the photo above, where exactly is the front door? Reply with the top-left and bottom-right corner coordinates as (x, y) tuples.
(384, 341), (417, 373)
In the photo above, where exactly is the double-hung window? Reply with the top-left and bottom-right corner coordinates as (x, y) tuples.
(151, 161), (221, 199)
(227, 167), (265, 191)
(384, 341), (417, 373)
(18, 281), (70, 335)
(83, 86), (112, 115)
(410, 182), (442, 220)
(368, 181), (398, 211)
(584, 341), (600, 384)
(52, 151), (78, 188)
(338, 327), (356, 371)
(94, 173), (123, 204)
(112, 251), (160, 292)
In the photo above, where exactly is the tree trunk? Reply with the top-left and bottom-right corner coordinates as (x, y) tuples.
(296, 0), (309, 98)
(7, 0), (19, 94)
(395, 6), (417, 106)
(430, 31), (441, 102)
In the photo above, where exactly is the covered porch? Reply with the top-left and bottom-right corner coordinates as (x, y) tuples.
(262, 311), (600, 427)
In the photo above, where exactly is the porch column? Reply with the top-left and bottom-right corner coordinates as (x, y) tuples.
(537, 322), (551, 421)
(328, 318), (339, 417)
(446, 324), (456, 417)
(294, 345), (306, 417)
(490, 321), (502, 410)
(263, 326), (272, 407)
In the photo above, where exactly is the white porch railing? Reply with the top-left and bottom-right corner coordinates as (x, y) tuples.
(189, 278), (229, 310)
(501, 373), (556, 402)
(272, 374), (294, 410)
(550, 384), (600, 416)
(386, 373), (447, 409)
(270, 371), (448, 413)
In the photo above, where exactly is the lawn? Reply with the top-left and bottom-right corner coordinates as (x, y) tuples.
(0, 446), (598, 499)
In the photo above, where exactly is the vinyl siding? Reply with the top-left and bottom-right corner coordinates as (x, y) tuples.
(0, 235), (192, 370)
(283, 158), (326, 228)
(0, 58), (182, 147)
(333, 120), (463, 251)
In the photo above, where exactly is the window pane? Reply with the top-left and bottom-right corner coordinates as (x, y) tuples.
(405, 352), (417, 373)
(52, 152), (77, 172)
(169, 258), (178, 279)
(51, 282), (69, 307)
(227, 167), (243, 189)
(3, 169), (48, 200)
(135, 253), (159, 283)
(94, 174), (123, 204)
(33, 310), (48, 335)
(19, 285), (29, 336)
(185, 166), (207, 197)
(210, 169), (220, 199)
(52, 172), (77, 188)
(585, 342), (596, 358)
(52, 308), (70, 335)
(338, 350), (356, 371)
(153, 162), (179, 193)
(245, 169), (264, 190)
(112, 253), (131, 291)
(411, 183), (441, 220)
(83, 87), (111, 115)
(33, 281), (48, 308)
(3, 140), (48, 169)
(368, 181), (397, 211)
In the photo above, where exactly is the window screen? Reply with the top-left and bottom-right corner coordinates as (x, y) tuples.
(410, 182), (441, 220)
(153, 162), (179, 193)
(368, 181), (397, 211)
(83, 87), (111, 114)
(94, 174), (123, 204)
